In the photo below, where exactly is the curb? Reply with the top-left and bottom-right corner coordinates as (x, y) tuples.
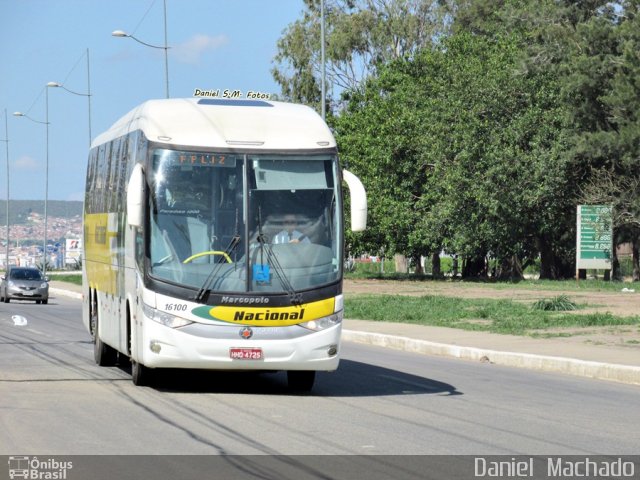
(50, 288), (82, 300)
(342, 329), (640, 386)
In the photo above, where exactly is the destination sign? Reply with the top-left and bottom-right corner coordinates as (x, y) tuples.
(156, 149), (237, 168)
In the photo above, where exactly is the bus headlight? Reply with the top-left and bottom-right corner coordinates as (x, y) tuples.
(300, 311), (342, 331)
(143, 303), (193, 328)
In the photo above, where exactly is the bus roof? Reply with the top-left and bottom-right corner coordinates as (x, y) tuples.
(91, 98), (337, 151)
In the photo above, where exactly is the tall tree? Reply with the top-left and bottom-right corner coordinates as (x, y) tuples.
(336, 28), (573, 278)
(278, 0), (640, 281)
(571, 1), (640, 279)
(272, 0), (451, 113)
(448, 0), (624, 278)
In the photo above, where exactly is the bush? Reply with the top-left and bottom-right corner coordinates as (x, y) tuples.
(531, 295), (577, 311)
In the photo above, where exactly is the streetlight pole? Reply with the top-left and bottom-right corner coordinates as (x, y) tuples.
(320, 0), (326, 120)
(86, 48), (92, 145)
(163, 0), (169, 99)
(112, 0), (170, 98)
(0, 109), (9, 271)
(13, 84), (51, 277)
(44, 86), (49, 277)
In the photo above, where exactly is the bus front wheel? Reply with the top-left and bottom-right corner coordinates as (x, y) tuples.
(131, 360), (153, 387)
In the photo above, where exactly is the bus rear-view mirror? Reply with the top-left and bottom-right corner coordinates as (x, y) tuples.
(342, 169), (367, 232)
(127, 163), (145, 228)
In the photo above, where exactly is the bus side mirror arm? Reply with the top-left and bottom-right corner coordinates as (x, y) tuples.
(342, 169), (367, 232)
(127, 163), (145, 228)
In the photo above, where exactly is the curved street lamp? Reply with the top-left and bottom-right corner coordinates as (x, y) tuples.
(12, 111), (48, 124)
(112, 0), (170, 99)
(47, 49), (93, 147)
(47, 82), (92, 148)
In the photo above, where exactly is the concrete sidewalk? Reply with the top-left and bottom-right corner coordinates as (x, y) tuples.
(49, 282), (640, 386)
(50, 281), (83, 298)
(343, 319), (640, 386)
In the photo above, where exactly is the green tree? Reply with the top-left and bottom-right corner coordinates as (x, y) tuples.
(335, 64), (434, 264)
(444, 0), (627, 278)
(272, 0), (451, 113)
(570, 1), (640, 279)
(280, 0), (640, 281)
(336, 27), (573, 278)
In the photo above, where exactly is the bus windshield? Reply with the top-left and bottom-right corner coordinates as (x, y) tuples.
(149, 149), (342, 295)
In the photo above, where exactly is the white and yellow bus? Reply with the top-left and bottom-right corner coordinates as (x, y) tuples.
(82, 98), (366, 390)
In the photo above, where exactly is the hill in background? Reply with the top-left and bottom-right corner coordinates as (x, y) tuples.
(0, 200), (83, 225)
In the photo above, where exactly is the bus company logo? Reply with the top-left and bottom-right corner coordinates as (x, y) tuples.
(221, 296), (270, 305)
(233, 309), (306, 322)
(193, 298), (333, 327)
(239, 327), (253, 339)
(8, 456), (73, 479)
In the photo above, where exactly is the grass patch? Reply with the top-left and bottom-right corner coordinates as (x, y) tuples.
(344, 294), (640, 336)
(531, 295), (577, 311)
(49, 273), (82, 286)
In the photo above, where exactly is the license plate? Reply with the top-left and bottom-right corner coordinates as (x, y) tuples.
(22, 292), (34, 296)
(229, 347), (263, 360)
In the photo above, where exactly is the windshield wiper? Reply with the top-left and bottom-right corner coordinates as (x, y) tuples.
(253, 207), (302, 305)
(193, 209), (241, 303)
(193, 234), (241, 303)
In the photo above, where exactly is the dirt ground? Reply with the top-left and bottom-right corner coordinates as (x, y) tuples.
(343, 278), (640, 348)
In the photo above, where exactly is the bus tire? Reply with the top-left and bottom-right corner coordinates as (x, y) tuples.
(287, 370), (315, 392)
(127, 307), (153, 386)
(94, 332), (118, 367)
(131, 360), (153, 387)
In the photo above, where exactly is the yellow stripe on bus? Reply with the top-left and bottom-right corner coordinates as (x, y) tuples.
(197, 297), (335, 327)
(84, 212), (118, 295)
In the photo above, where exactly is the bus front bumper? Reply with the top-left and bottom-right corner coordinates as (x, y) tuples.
(138, 320), (342, 371)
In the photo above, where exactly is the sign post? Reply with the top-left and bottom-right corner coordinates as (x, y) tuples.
(576, 205), (612, 279)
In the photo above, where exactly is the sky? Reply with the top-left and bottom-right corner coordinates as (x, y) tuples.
(0, 0), (305, 202)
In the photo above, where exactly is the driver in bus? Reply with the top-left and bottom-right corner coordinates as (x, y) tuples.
(273, 214), (311, 244)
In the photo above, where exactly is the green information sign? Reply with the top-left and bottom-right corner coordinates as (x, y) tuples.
(576, 205), (612, 269)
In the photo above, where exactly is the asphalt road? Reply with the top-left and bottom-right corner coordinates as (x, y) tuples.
(1, 294), (639, 455)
